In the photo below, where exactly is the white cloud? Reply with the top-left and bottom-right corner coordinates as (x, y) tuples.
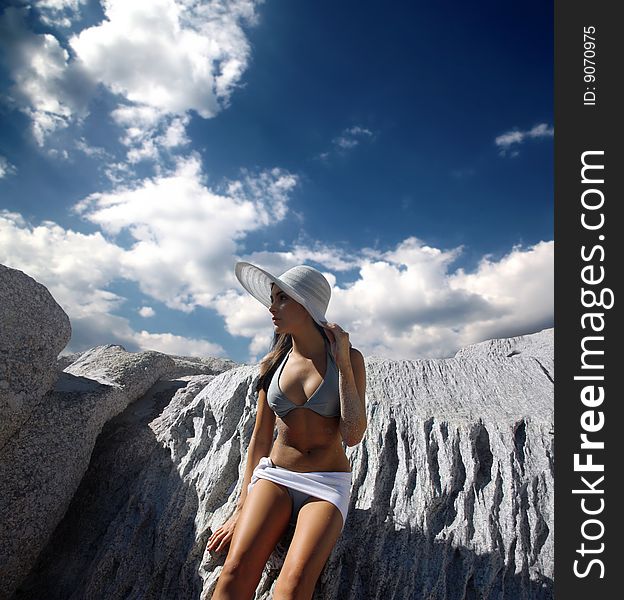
(1, 151), (298, 356)
(0, 156), (17, 178)
(161, 116), (191, 148)
(449, 240), (554, 344)
(75, 138), (111, 160)
(317, 125), (375, 162)
(0, 209), (227, 356)
(70, 0), (253, 118)
(1, 1), (261, 153)
(133, 330), (224, 356)
(241, 243), (361, 275)
(34, 0), (88, 28)
(70, 0), (255, 115)
(0, 6), (95, 145)
(68, 0), (260, 159)
(213, 288), (275, 358)
(0, 210), (125, 317)
(1, 168), (552, 362)
(73, 155), (297, 309)
(495, 123), (554, 156)
(138, 306), (155, 317)
(0, 209), (130, 349)
(334, 126), (373, 149)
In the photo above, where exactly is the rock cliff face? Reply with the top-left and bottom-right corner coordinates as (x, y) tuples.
(0, 265), (71, 449)
(8, 339), (554, 600)
(0, 345), (178, 599)
(0, 265), (554, 600)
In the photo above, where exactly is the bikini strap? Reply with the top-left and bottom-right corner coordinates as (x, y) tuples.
(324, 337), (336, 364)
(276, 346), (293, 377)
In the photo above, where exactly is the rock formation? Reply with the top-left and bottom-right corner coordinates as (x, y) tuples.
(0, 264), (71, 449)
(8, 338), (554, 600)
(0, 345), (178, 599)
(0, 265), (554, 599)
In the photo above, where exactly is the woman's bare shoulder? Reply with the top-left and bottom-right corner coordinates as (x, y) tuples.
(349, 346), (364, 363)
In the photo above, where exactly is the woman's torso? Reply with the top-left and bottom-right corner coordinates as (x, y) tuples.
(267, 342), (351, 473)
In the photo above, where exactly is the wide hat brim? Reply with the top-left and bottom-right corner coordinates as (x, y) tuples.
(234, 261), (328, 327)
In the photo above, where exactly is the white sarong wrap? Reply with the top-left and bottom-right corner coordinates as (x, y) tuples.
(247, 456), (352, 530)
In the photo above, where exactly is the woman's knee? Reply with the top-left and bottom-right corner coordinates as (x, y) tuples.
(220, 552), (261, 581)
(274, 562), (316, 598)
(214, 555), (263, 597)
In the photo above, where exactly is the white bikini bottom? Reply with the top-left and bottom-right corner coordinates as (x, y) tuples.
(247, 457), (352, 531)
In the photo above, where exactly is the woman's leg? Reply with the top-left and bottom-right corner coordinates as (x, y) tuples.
(272, 498), (343, 600)
(212, 479), (293, 600)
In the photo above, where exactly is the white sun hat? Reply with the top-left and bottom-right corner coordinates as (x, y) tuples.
(234, 261), (331, 327)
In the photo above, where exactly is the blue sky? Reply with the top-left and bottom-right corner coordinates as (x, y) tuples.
(0, 0), (553, 363)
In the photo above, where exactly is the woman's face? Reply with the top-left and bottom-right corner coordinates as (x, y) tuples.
(269, 284), (310, 333)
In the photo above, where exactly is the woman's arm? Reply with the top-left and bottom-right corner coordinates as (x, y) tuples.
(232, 387), (276, 515)
(207, 386), (275, 553)
(324, 322), (367, 447)
(336, 346), (367, 446)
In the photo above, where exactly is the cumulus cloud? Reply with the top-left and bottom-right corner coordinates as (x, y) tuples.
(241, 243), (361, 275)
(1, 1), (261, 153)
(0, 209), (227, 356)
(0, 6), (95, 144)
(34, 0), (88, 28)
(0, 209), (129, 350)
(0, 152), (297, 356)
(138, 306), (155, 317)
(1, 201), (553, 360)
(449, 240), (554, 343)
(133, 330), (223, 356)
(68, 0), (260, 159)
(73, 155), (297, 309)
(0, 210), (125, 314)
(495, 123), (554, 156)
(217, 237), (554, 361)
(213, 289), (271, 357)
(71, 0), (254, 116)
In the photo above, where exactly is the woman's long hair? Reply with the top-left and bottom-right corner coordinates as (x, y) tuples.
(256, 321), (331, 393)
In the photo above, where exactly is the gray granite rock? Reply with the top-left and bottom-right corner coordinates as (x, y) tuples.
(9, 329), (554, 600)
(0, 264), (71, 449)
(0, 346), (175, 600)
(56, 351), (84, 372)
(166, 355), (240, 378)
(454, 328), (553, 381)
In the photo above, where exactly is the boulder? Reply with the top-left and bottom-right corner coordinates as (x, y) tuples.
(10, 329), (554, 600)
(0, 346), (176, 600)
(0, 264), (71, 449)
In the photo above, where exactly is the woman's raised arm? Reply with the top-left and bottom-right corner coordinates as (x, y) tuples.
(323, 322), (367, 447)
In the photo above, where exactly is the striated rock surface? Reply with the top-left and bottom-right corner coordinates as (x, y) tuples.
(0, 264), (71, 449)
(0, 346), (176, 600)
(10, 329), (554, 600)
(57, 352), (239, 379)
(165, 355), (240, 379)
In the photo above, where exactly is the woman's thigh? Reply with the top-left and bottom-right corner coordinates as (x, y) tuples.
(273, 498), (343, 599)
(224, 478), (293, 572)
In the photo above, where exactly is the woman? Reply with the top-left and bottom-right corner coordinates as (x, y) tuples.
(208, 262), (367, 600)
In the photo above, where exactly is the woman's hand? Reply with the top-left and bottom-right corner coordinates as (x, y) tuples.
(322, 322), (352, 367)
(206, 513), (239, 554)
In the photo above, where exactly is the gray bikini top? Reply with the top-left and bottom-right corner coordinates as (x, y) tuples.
(267, 342), (340, 419)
